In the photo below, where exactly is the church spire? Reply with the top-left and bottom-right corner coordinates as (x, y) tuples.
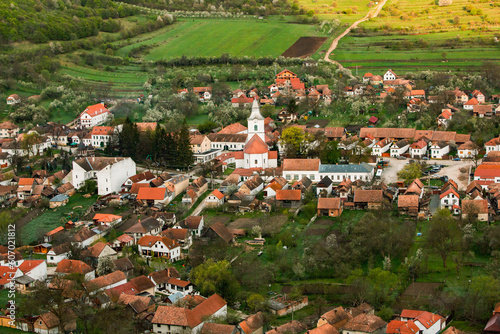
(248, 98), (264, 121)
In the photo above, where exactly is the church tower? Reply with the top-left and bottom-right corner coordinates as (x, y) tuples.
(247, 99), (265, 142)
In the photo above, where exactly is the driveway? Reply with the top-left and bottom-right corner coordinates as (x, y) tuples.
(379, 157), (475, 190)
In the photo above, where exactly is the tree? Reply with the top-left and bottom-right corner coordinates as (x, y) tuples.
(463, 275), (500, 322)
(118, 117), (140, 159)
(176, 120), (194, 169)
(397, 163), (422, 185)
(189, 259), (239, 302)
(96, 256), (114, 276)
(247, 294), (266, 312)
(21, 132), (42, 160)
(80, 180), (97, 194)
(320, 140), (341, 164)
(281, 126), (306, 158)
(425, 209), (460, 268)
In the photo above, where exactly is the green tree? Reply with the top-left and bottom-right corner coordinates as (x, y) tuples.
(397, 163), (422, 185)
(189, 259), (239, 302)
(176, 120), (194, 169)
(118, 117), (140, 159)
(80, 179), (97, 194)
(247, 294), (266, 312)
(463, 276), (500, 322)
(320, 140), (341, 164)
(425, 209), (460, 268)
(280, 126), (306, 158)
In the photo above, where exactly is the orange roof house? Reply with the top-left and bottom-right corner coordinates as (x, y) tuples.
(137, 187), (168, 202)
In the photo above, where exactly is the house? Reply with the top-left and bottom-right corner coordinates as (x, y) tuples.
(440, 187), (460, 210)
(317, 197), (342, 217)
(203, 222), (234, 243)
(458, 141), (478, 159)
(110, 234), (134, 251)
(267, 321), (307, 334)
(83, 242), (118, 267)
(264, 177), (288, 198)
(437, 109), (452, 128)
(410, 90), (425, 99)
(44, 226), (64, 243)
(486, 137), (500, 154)
(472, 90), (485, 103)
(17, 178), (35, 200)
(372, 138), (392, 156)
(383, 69), (397, 81)
(307, 324), (338, 334)
(137, 235), (181, 261)
(239, 175), (264, 196)
(398, 195), (419, 216)
(180, 216), (204, 237)
(390, 139), (410, 157)
(430, 141), (449, 159)
(34, 311), (77, 334)
(474, 162), (500, 184)
(91, 126), (114, 147)
(162, 228), (192, 249)
(473, 104), (493, 118)
(47, 243), (71, 265)
(283, 159), (321, 182)
(93, 213), (122, 227)
(79, 103), (110, 128)
(137, 187), (171, 205)
(72, 227), (99, 248)
(275, 189), (302, 208)
(124, 217), (162, 242)
(72, 157), (136, 195)
(6, 94), (21, 105)
(190, 135), (212, 154)
(205, 189), (225, 207)
(268, 295), (308, 316)
(148, 268), (183, 293)
(193, 87), (212, 102)
(461, 199), (489, 222)
(238, 312), (265, 334)
(316, 176), (333, 196)
(343, 314), (387, 334)
(164, 175), (190, 197)
(84, 270), (127, 293)
(123, 171), (156, 190)
(49, 194), (69, 208)
(405, 179), (424, 198)
(410, 140), (428, 158)
(398, 310), (445, 334)
(354, 190), (385, 210)
(277, 109), (298, 123)
(336, 178), (353, 201)
(320, 163), (376, 184)
(163, 277), (195, 296)
(0, 121), (20, 138)
(112, 257), (134, 278)
(484, 304), (500, 334)
(18, 260), (47, 281)
(152, 294), (227, 334)
(463, 97), (478, 110)
(363, 73), (373, 84)
(318, 306), (352, 329)
(55, 259), (95, 281)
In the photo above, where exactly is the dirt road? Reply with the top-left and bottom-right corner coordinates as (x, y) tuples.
(324, 0), (387, 71)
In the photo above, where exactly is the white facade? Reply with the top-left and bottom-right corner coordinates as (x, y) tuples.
(440, 191), (459, 209)
(139, 241), (181, 262)
(47, 251), (69, 265)
(72, 157), (136, 195)
(79, 104), (110, 129)
(284, 170), (319, 182)
(372, 141), (392, 156)
(384, 70), (396, 81)
(390, 144), (410, 157)
(458, 148), (478, 159)
(20, 261), (47, 281)
(430, 144), (450, 159)
(410, 145), (427, 158)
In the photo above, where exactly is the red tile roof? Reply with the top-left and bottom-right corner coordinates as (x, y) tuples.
(318, 197), (341, 210)
(91, 126), (114, 136)
(219, 122), (248, 134)
(282, 159), (320, 171)
(55, 259), (94, 275)
(211, 189), (224, 200)
(464, 97), (478, 106)
(18, 260), (44, 274)
(93, 213), (121, 223)
(439, 188), (459, 199)
(45, 226), (64, 236)
(81, 103), (109, 117)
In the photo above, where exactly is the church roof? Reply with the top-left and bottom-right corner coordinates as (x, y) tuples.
(244, 135), (268, 154)
(248, 99), (264, 121)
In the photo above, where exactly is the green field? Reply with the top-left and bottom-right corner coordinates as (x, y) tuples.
(297, 0), (374, 22)
(21, 194), (98, 245)
(116, 18), (327, 60)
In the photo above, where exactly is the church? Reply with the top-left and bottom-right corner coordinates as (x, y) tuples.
(234, 99), (278, 169)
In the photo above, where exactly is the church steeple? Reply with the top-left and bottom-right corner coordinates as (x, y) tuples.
(247, 98), (265, 142)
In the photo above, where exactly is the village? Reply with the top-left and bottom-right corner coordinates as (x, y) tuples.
(0, 68), (499, 334)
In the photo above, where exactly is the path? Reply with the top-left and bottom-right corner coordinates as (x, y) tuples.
(324, 0), (387, 72)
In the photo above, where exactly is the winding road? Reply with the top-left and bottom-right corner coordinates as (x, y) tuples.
(323, 0), (387, 72)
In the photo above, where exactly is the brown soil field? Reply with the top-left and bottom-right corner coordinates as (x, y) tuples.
(282, 37), (328, 58)
(305, 228), (329, 236)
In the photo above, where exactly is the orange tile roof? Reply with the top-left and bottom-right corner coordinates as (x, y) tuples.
(439, 188), (459, 199)
(244, 135), (268, 154)
(318, 197), (341, 210)
(91, 126), (114, 136)
(93, 213), (121, 223)
(81, 103), (109, 117)
(85, 270), (126, 291)
(19, 178), (35, 186)
(45, 226), (64, 236)
(18, 260), (44, 274)
(137, 187), (167, 200)
(55, 259), (93, 275)
(398, 195), (419, 208)
(282, 159), (320, 171)
(130, 183), (150, 194)
(461, 199), (488, 214)
(0, 266), (17, 286)
(464, 97), (478, 106)
(276, 189), (301, 201)
(219, 122), (248, 134)
(137, 235), (179, 250)
(211, 189), (224, 200)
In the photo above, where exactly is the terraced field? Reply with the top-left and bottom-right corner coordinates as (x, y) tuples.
(115, 18), (327, 60)
(297, 0), (374, 22)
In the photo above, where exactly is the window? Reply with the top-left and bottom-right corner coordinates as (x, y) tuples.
(310, 174), (315, 180)
(255, 160), (258, 164)
(254, 125), (258, 131)
(294, 175), (298, 180)
(286, 175), (291, 180)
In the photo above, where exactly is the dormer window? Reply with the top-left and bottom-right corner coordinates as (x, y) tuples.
(254, 125), (258, 131)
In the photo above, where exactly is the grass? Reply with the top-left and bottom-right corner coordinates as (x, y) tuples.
(298, 0), (374, 23)
(115, 18), (327, 60)
(21, 194), (98, 245)
(186, 114), (209, 126)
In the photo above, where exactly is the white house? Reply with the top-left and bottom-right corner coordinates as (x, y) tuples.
(440, 188), (460, 210)
(0, 121), (20, 138)
(18, 260), (47, 281)
(383, 69), (397, 81)
(472, 90), (485, 104)
(463, 98), (478, 111)
(180, 216), (204, 237)
(437, 109), (452, 129)
(283, 159), (321, 182)
(485, 136), (500, 154)
(399, 310), (445, 334)
(430, 142), (450, 159)
(137, 235), (181, 262)
(319, 163), (375, 183)
(372, 138), (392, 156)
(72, 157), (136, 195)
(91, 126), (114, 148)
(47, 243), (71, 265)
(152, 294), (227, 334)
(205, 189), (225, 207)
(84, 271), (127, 293)
(458, 141), (478, 159)
(390, 139), (410, 157)
(79, 103), (110, 129)
(165, 278), (196, 297)
(6, 94), (21, 105)
(410, 140), (428, 158)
